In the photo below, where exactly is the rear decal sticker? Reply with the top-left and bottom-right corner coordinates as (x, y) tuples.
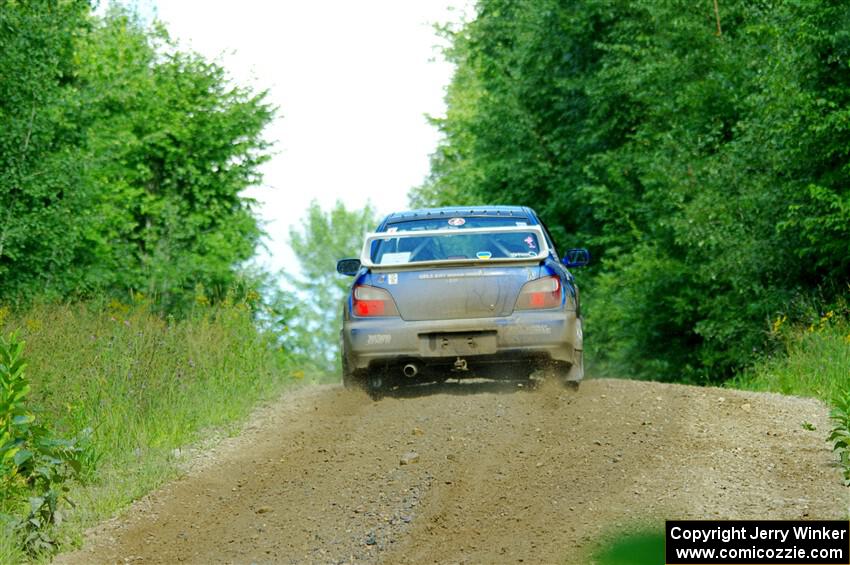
(388, 273), (398, 285)
(419, 270), (509, 280)
(448, 217), (466, 226)
(380, 252), (410, 265)
(524, 236), (536, 249)
(476, 251), (492, 260)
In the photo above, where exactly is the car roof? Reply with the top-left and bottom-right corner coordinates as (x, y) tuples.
(382, 206), (537, 226)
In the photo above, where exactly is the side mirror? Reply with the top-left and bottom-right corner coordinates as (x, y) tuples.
(562, 248), (590, 268)
(336, 258), (361, 276)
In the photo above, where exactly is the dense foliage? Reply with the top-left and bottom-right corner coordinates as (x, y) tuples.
(0, 1), (274, 310)
(0, 332), (85, 555)
(414, 0), (850, 381)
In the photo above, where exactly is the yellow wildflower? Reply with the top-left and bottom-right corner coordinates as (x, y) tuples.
(108, 299), (130, 315)
(771, 315), (786, 334)
(819, 310), (835, 326)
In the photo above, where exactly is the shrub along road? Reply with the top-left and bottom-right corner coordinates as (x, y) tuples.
(56, 379), (847, 564)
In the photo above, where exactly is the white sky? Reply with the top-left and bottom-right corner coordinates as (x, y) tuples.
(128, 1), (472, 276)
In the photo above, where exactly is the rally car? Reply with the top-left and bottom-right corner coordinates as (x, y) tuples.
(336, 206), (588, 398)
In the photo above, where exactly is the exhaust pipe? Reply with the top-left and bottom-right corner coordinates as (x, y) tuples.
(403, 363), (419, 378)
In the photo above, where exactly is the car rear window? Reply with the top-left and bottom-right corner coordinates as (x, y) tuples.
(370, 229), (543, 265)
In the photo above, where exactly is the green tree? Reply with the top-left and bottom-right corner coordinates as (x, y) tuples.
(415, 0), (850, 381)
(286, 201), (377, 373)
(72, 8), (275, 310)
(0, 4), (275, 311)
(0, 0), (92, 299)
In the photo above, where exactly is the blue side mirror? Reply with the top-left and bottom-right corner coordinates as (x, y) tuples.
(562, 248), (590, 268)
(336, 258), (361, 276)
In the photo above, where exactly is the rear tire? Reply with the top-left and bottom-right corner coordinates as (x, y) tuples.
(342, 348), (388, 400)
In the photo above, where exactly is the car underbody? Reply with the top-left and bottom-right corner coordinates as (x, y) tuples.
(342, 312), (584, 399)
(345, 352), (583, 398)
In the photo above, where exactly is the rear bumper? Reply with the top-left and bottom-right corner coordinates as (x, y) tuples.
(342, 310), (582, 371)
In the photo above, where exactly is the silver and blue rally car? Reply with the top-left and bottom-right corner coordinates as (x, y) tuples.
(336, 206), (589, 398)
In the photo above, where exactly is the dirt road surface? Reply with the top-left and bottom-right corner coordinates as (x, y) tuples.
(57, 378), (848, 564)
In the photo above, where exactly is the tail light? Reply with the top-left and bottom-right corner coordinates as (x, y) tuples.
(515, 275), (562, 310)
(352, 285), (399, 317)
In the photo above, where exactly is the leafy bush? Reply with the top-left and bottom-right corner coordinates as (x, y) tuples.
(0, 333), (84, 556)
(828, 392), (850, 485)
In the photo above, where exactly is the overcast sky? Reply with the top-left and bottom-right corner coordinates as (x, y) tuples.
(127, 1), (472, 275)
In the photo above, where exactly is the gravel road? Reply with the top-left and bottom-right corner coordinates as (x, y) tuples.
(56, 378), (848, 564)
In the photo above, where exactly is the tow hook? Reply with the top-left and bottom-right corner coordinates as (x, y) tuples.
(453, 357), (468, 372)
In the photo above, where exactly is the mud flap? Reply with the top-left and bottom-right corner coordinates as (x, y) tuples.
(564, 350), (584, 389)
(564, 318), (584, 388)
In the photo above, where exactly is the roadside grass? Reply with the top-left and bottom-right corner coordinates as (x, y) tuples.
(0, 297), (306, 562)
(729, 309), (850, 485)
(728, 312), (850, 402)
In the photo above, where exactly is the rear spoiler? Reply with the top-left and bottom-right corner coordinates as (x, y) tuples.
(359, 225), (550, 271)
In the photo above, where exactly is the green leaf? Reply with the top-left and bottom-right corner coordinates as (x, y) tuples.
(13, 448), (33, 467)
(12, 414), (35, 426)
(28, 497), (44, 514)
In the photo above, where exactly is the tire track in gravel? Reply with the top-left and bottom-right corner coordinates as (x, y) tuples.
(56, 379), (848, 564)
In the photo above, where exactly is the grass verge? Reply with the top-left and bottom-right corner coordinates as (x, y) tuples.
(0, 298), (310, 562)
(730, 308), (850, 484)
(728, 311), (849, 402)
